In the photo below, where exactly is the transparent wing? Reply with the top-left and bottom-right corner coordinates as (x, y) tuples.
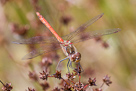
(12, 36), (58, 44)
(62, 13), (104, 41)
(22, 43), (61, 60)
(12, 36), (61, 60)
(71, 28), (121, 43)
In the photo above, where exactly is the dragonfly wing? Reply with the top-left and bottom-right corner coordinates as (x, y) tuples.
(12, 36), (58, 44)
(22, 49), (45, 60)
(71, 28), (121, 43)
(62, 13), (104, 41)
(22, 43), (61, 60)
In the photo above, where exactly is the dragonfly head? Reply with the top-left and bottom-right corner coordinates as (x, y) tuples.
(71, 52), (81, 63)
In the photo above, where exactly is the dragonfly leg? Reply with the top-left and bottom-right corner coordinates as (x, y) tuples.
(69, 61), (75, 69)
(67, 59), (70, 73)
(56, 57), (69, 71)
(78, 62), (84, 72)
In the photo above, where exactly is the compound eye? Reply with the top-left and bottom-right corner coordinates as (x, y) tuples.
(75, 52), (81, 63)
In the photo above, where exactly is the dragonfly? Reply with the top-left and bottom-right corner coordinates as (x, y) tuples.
(13, 12), (121, 72)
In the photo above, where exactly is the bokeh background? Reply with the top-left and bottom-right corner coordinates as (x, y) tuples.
(0, 0), (136, 91)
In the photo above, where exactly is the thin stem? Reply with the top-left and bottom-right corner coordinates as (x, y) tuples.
(70, 80), (75, 84)
(84, 83), (89, 89)
(62, 78), (70, 85)
(100, 82), (105, 88)
(79, 75), (81, 84)
(0, 80), (5, 86)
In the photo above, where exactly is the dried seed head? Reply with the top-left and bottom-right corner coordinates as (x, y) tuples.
(102, 42), (109, 48)
(28, 71), (38, 81)
(60, 15), (72, 25)
(53, 71), (62, 79)
(88, 78), (96, 86)
(62, 82), (72, 91)
(103, 75), (112, 86)
(0, 81), (13, 91)
(10, 23), (29, 36)
(66, 73), (75, 80)
(74, 82), (85, 91)
(27, 87), (35, 91)
(94, 37), (102, 42)
(39, 71), (48, 80)
(40, 57), (52, 68)
(40, 82), (50, 91)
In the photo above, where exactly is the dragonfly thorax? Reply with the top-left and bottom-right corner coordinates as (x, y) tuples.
(60, 40), (77, 56)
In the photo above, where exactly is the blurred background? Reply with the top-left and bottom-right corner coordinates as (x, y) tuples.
(0, 0), (136, 91)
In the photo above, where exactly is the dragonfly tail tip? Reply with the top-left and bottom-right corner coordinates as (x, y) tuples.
(36, 12), (40, 16)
